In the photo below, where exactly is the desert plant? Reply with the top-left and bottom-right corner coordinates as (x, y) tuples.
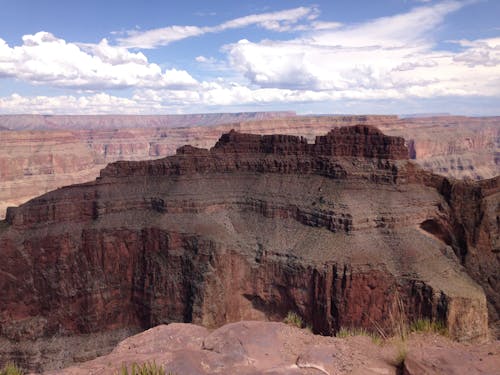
(118, 361), (167, 375)
(389, 290), (408, 341)
(283, 311), (304, 328)
(393, 340), (408, 368)
(0, 363), (23, 375)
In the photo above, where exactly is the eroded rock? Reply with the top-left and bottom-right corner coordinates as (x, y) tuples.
(0, 126), (497, 372)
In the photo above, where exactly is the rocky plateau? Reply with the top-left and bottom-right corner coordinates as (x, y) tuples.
(0, 125), (498, 373)
(0, 113), (498, 220)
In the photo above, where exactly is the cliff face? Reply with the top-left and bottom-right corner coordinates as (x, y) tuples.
(0, 115), (399, 219)
(0, 126), (497, 372)
(0, 114), (498, 220)
(0, 112), (296, 220)
(395, 116), (499, 180)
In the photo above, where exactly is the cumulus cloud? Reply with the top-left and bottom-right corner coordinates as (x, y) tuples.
(452, 37), (500, 67)
(118, 7), (319, 48)
(0, 32), (198, 89)
(224, 1), (500, 98)
(1, 1), (499, 114)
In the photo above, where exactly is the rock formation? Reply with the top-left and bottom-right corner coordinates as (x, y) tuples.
(0, 114), (498, 220)
(43, 321), (500, 375)
(0, 126), (497, 372)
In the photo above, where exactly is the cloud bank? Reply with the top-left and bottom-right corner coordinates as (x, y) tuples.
(0, 32), (197, 89)
(0, 1), (499, 114)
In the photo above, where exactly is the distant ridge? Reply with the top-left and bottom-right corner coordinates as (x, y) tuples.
(0, 111), (296, 130)
(401, 113), (451, 118)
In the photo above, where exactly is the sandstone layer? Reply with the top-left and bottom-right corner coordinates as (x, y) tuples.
(1, 114), (498, 220)
(0, 126), (497, 372)
(43, 321), (500, 375)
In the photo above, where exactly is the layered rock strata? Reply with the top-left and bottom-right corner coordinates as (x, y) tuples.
(1, 114), (498, 219)
(0, 126), (497, 372)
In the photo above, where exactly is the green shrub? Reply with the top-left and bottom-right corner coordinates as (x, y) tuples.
(283, 311), (304, 328)
(0, 363), (23, 375)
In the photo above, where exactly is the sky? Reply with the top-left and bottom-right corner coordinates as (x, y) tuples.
(0, 0), (499, 115)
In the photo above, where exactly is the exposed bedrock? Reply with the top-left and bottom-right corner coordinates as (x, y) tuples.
(1, 114), (498, 220)
(0, 125), (496, 371)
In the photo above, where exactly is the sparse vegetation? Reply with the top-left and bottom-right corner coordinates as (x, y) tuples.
(283, 311), (304, 328)
(117, 362), (169, 375)
(410, 318), (448, 336)
(393, 340), (408, 368)
(336, 326), (383, 345)
(334, 291), (450, 370)
(0, 363), (23, 375)
(388, 290), (409, 342)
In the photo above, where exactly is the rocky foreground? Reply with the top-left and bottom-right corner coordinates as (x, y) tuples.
(0, 125), (498, 372)
(0, 114), (498, 219)
(43, 321), (500, 375)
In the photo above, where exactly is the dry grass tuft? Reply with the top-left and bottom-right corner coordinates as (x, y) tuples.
(283, 311), (304, 328)
(0, 363), (23, 375)
(117, 361), (170, 375)
(410, 318), (448, 336)
(392, 340), (408, 368)
(336, 326), (383, 345)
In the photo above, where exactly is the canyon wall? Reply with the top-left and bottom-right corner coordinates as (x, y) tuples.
(0, 126), (497, 372)
(0, 112), (296, 130)
(0, 114), (498, 219)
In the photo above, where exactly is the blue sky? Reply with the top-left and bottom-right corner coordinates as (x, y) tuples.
(0, 0), (499, 115)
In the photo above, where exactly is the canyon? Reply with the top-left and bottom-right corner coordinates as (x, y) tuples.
(0, 126), (498, 372)
(1, 113), (499, 220)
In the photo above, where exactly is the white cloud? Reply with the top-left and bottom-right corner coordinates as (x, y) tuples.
(0, 32), (198, 89)
(117, 7), (319, 48)
(452, 37), (500, 67)
(0, 93), (159, 114)
(195, 55), (213, 63)
(224, 1), (500, 98)
(212, 6), (318, 32)
(1, 1), (499, 115)
(308, 0), (464, 48)
(118, 26), (205, 49)
(79, 38), (148, 65)
(310, 21), (343, 31)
